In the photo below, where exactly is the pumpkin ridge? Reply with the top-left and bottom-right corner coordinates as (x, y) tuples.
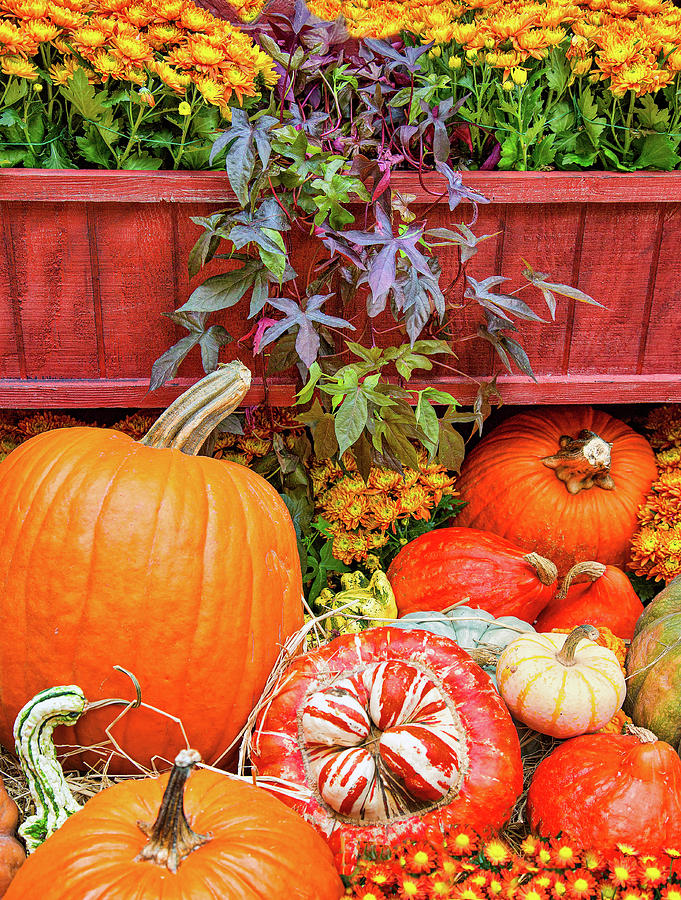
(549, 670), (569, 729)
(10, 435), (136, 718)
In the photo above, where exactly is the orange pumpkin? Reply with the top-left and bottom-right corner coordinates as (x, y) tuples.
(4, 749), (344, 900)
(0, 365), (303, 773)
(496, 625), (626, 738)
(454, 407), (657, 575)
(0, 778), (24, 897)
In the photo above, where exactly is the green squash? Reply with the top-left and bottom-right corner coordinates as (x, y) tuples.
(624, 575), (681, 747)
(390, 605), (536, 687)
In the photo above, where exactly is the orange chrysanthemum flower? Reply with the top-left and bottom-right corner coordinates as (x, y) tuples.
(564, 868), (596, 899)
(0, 54), (38, 78)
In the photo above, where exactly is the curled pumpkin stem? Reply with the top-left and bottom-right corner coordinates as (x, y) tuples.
(542, 430), (615, 494)
(555, 624), (600, 667)
(139, 362), (252, 456)
(136, 749), (211, 873)
(523, 552), (558, 586)
(556, 561), (607, 600)
(624, 723), (658, 743)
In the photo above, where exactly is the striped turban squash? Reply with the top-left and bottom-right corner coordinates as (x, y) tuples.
(249, 627), (523, 873)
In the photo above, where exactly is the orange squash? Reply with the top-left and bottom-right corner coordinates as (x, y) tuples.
(0, 778), (24, 897)
(534, 562), (644, 639)
(454, 407), (657, 575)
(4, 749), (344, 900)
(0, 365), (303, 773)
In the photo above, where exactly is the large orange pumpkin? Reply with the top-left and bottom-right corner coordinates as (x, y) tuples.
(0, 364), (303, 773)
(4, 749), (344, 900)
(454, 407), (657, 575)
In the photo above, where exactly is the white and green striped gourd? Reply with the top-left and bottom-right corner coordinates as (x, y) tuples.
(13, 685), (87, 852)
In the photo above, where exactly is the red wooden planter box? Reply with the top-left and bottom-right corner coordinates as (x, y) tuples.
(1, 169), (680, 409)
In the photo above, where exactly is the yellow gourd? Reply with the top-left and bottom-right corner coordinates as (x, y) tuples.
(315, 571), (398, 638)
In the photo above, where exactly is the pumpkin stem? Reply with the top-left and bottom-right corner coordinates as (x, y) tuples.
(139, 363), (251, 456)
(468, 647), (499, 668)
(541, 430), (615, 494)
(556, 561), (607, 600)
(555, 624), (600, 666)
(136, 749), (211, 873)
(624, 723), (658, 743)
(523, 553), (558, 587)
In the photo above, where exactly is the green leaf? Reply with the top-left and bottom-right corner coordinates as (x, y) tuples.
(636, 94), (669, 131)
(545, 49), (570, 95)
(60, 68), (109, 121)
(76, 129), (114, 168)
(0, 78), (27, 107)
(149, 333), (201, 391)
(384, 422), (420, 471)
(335, 388), (368, 457)
(578, 88), (605, 147)
(178, 263), (261, 313)
(121, 153), (163, 170)
(199, 325), (231, 373)
(634, 133), (680, 171)
(414, 393), (439, 448)
(258, 246), (287, 282)
(436, 421), (465, 473)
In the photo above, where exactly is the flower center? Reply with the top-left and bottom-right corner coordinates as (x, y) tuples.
(298, 659), (468, 824)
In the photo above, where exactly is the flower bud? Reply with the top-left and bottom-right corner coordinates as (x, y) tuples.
(502, 79), (514, 91)
(449, 56), (462, 69)
(511, 67), (527, 85)
(178, 101), (192, 116)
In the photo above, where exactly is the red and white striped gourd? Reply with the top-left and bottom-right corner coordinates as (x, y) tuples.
(250, 627), (523, 873)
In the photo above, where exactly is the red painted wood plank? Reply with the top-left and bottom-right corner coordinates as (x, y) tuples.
(566, 203), (660, 375)
(94, 202), (181, 380)
(2, 169), (681, 204)
(5, 201), (100, 379)
(1, 373), (679, 409)
(495, 202), (581, 377)
(640, 204), (681, 375)
(0, 206), (23, 378)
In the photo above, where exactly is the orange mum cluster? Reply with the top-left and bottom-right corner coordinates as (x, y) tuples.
(308, 0), (681, 97)
(629, 405), (681, 583)
(0, 0), (277, 110)
(309, 451), (457, 565)
(212, 405), (306, 464)
(347, 830), (681, 900)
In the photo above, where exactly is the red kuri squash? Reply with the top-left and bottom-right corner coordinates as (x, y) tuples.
(387, 527), (558, 621)
(534, 561), (644, 639)
(249, 627), (523, 874)
(4, 749), (344, 900)
(527, 725), (681, 853)
(454, 407), (657, 575)
(0, 364), (303, 773)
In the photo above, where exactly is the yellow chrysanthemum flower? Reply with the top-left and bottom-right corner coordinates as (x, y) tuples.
(1, 54), (38, 78)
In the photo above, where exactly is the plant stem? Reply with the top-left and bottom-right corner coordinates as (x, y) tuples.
(622, 89), (636, 155)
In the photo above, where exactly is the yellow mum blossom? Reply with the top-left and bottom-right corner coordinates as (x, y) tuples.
(48, 56), (83, 85)
(0, 19), (36, 55)
(22, 20), (61, 44)
(48, 6), (86, 29)
(1, 54), (38, 78)
(5, 0), (49, 19)
(91, 50), (125, 78)
(145, 23), (182, 49)
(71, 26), (109, 53)
(153, 0), (184, 22)
(148, 58), (191, 92)
(123, 3), (153, 29)
(178, 4), (216, 33)
(111, 34), (153, 66)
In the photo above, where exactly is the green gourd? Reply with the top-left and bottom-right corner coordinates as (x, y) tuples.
(13, 686), (87, 853)
(390, 605), (536, 687)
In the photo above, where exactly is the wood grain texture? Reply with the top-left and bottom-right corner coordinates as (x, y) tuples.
(6, 201), (99, 378)
(640, 203), (681, 375)
(3, 169), (681, 204)
(568, 203), (661, 374)
(1, 374), (680, 409)
(0, 171), (679, 407)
